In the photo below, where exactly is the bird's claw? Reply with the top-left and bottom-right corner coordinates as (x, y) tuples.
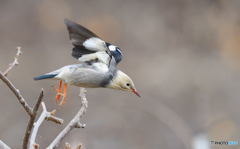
(56, 92), (64, 96)
(55, 90), (63, 102)
(55, 80), (68, 105)
(55, 92), (67, 105)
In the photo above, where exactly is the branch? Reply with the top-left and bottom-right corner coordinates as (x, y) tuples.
(23, 91), (63, 149)
(0, 72), (33, 116)
(0, 47), (65, 148)
(23, 90), (44, 149)
(45, 112), (64, 124)
(3, 46), (22, 76)
(29, 102), (63, 149)
(1, 47), (66, 148)
(0, 140), (11, 149)
(47, 88), (88, 149)
(0, 47), (32, 116)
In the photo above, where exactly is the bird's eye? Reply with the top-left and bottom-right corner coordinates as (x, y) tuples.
(126, 83), (130, 87)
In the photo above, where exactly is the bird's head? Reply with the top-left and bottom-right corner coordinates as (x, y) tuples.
(108, 70), (140, 97)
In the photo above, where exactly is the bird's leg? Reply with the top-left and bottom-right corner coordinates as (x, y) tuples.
(59, 83), (68, 105)
(55, 80), (63, 102)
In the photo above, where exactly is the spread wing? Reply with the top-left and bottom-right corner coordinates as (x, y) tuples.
(64, 19), (123, 66)
(64, 19), (109, 59)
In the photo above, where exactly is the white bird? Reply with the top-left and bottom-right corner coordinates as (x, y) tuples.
(34, 58), (140, 105)
(34, 19), (140, 105)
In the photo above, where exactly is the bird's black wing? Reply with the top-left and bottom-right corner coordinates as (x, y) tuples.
(64, 19), (98, 46)
(71, 46), (94, 59)
(64, 19), (109, 60)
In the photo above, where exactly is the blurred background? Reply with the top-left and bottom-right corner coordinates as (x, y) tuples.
(0, 0), (240, 149)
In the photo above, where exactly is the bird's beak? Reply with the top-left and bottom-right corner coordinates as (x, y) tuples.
(131, 88), (141, 97)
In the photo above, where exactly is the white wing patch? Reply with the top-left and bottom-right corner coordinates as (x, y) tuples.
(83, 37), (107, 51)
(108, 45), (117, 51)
(78, 51), (110, 65)
(78, 53), (99, 62)
(92, 62), (109, 73)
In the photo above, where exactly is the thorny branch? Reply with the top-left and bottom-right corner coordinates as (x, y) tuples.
(29, 102), (63, 149)
(0, 47), (33, 116)
(23, 90), (44, 149)
(3, 46), (22, 76)
(0, 72), (33, 115)
(0, 47), (66, 149)
(47, 88), (88, 149)
(23, 90), (63, 149)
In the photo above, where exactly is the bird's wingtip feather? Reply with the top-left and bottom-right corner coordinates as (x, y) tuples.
(64, 18), (77, 27)
(64, 18), (71, 25)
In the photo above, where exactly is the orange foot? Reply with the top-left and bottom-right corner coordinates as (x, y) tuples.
(55, 80), (63, 102)
(55, 80), (68, 105)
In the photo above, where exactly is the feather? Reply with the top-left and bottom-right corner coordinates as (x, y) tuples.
(64, 19), (98, 46)
(111, 49), (123, 64)
(64, 19), (108, 60)
(34, 74), (57, 80)
(72, 46), (94, 59)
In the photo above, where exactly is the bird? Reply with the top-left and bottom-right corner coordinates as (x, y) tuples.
(34, 57), (140, 105)
(34, 19), (140, 105)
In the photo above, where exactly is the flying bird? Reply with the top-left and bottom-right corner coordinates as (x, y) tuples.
(34, 19), (140, 105)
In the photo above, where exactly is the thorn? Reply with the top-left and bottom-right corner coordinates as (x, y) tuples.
(76, 144), (83, 149)
(65, 142), (71, 149)
(16, 46), (22, 55)
(50, 109), (57, 115)
(75, 122), (86, 128)
(33, 144), (39, 149)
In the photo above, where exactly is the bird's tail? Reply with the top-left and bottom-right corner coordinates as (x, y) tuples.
(34, 74), (57, 80)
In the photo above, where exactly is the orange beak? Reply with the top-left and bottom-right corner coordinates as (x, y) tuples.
(131, 88), (141, 97)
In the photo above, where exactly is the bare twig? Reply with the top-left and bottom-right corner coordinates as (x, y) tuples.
(23, 90), (63, 148)
(45, 114), (64, 124)
(29, 102), (63, 149)
(1, 47), (66, 148)
(0, 140), (11, 149)
(23, 90), (44, 149)
(0, 72), (33, 116)
(0, 47), (32, 116)
(3, 46), (22, 76)
(47, 88), (88, 149)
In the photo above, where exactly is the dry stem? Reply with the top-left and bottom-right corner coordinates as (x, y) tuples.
(47, 88), (88, 149)
(29, 102), (63, 149)
(0, 47), (64, 149)
(3, 46), (22, 76)
(0, 140), (11, 149)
